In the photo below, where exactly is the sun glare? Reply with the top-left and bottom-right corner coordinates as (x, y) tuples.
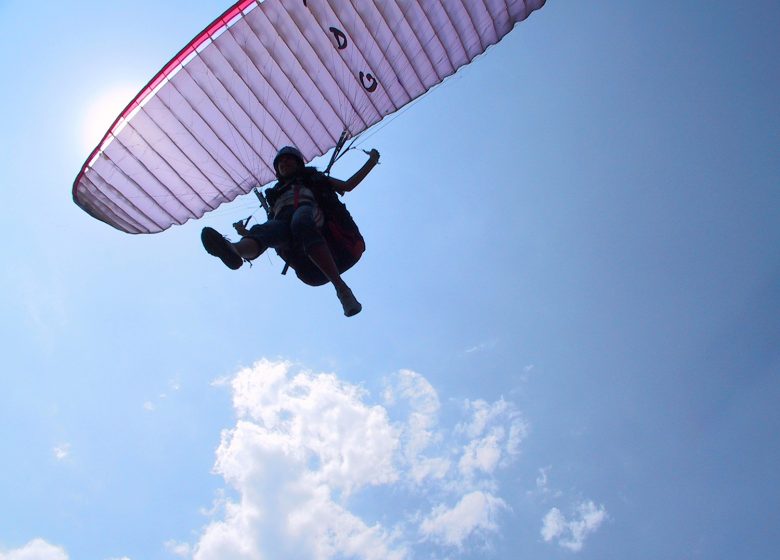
(82, 85), (139, 153)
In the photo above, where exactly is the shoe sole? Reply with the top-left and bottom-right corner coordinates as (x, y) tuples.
(338, 289), (362, 317)
(344, 303), (362, 317)
(201, 227), (243, 270)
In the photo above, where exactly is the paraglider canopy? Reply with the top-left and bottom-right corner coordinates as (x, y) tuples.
(72, 0), (546, 234)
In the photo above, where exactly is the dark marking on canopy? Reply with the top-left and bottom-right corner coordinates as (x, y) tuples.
(329, 26), (348, 50)
(359, 72), (378, 92)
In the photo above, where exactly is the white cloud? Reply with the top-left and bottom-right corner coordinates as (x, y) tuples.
(164, 540), (191, 557)
(537, 467), (550, 491)
(458, 429), (503, 478)
(0, 538), (129, 560)
(285, 487), (405, 560)
(223, 360), (400, 495)
(455, 400), (529, 478)
(464, 340), (497, 354)
(52, 443), (70, 461)
(191, 359), (404, 560)
(505, 420), (529, 457)
(183, 360), (530, 559)
(420, 491), (508, 548)
(386, 370), (449, 484)
(0, 539), (68, 560)
(458, 399), (511, 439)
(529, 466), (562, 500)
(209, 376), (230, 387)
(541, 501), (607, 552)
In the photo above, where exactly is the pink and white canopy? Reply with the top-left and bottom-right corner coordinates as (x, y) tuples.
(73, 0), (546, 233)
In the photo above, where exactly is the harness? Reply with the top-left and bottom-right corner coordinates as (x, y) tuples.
(262, 168), (365, 285)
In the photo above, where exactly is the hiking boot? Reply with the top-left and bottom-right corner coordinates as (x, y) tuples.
(201, 227), (243, 270)
(337, 287), (362, 317)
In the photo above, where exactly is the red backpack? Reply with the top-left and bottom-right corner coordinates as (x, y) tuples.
(268, 170), (365, 286)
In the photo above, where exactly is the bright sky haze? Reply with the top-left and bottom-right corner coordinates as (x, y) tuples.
(1, 1), (779, 559)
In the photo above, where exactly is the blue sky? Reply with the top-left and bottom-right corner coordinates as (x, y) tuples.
(2, 1), (779, 559)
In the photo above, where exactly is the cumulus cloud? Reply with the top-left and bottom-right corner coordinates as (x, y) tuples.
(458, 429), (503, 478)
(0, 539), (68, 560)
(191, 360), (404, 560)
(458, 399), (513, 440)
(224, 360), (399, 495)
(385, 369), (449, 484)
(456, 399), (529, 474)
(420, 491), (508, 548)
(180, 360), (528, 559)
(529, 466), (562, 500)
(541, 501), (607, 552)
